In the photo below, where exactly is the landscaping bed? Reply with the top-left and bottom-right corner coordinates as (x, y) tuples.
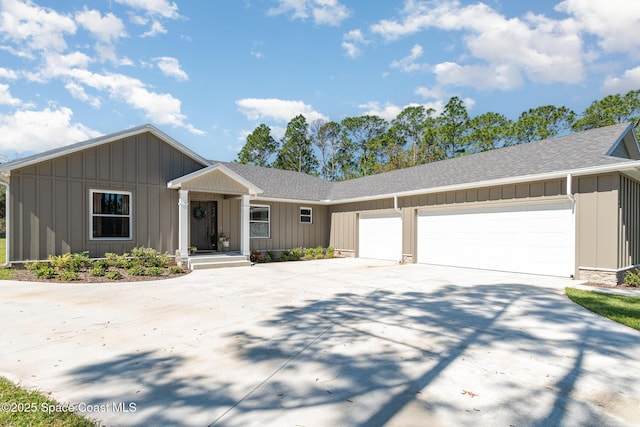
(2, 247), (189, 283)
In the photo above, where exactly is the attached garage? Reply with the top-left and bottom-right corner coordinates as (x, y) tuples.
(417, 200), (575, 277)
(358, 212), (402, 261)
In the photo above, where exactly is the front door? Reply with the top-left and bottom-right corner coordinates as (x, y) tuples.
(190, 201), (218, 251)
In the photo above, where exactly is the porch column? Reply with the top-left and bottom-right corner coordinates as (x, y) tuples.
(178, 189), (189, 260)
(240, 194), (250, 256)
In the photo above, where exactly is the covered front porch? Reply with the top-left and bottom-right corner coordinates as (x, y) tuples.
(167, 164), (263, 261)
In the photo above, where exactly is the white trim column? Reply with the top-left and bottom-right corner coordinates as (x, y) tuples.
(178, 189), (189, 260)
(240, 195), (250, 256)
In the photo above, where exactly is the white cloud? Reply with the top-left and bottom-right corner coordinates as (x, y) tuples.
(415, 86), (476, 114)
(141, 20), (167, 37)
(370, 0), (585, 87)
(0, 83), (21, 106)
(390, 44), (429, 73)
(0, 107), (101, 153)
(0, 0), (76, 55)
(603, 66), (640, 94)
(0, 67), (18, 79)
(75, 7), (126, 43)
(357, 101), (404, 121)
(36, 53), (202, 134)
(114, 0), (180, 19)
(556, 0), (640, 54)
(433, 62), (523, 90)
(65, 82), (101, 108)
(268, 0), (350, 26)
(154, 56), (188, 81)
(312, 0), (350, 26)
(236, 98), (328, 123)
(342, 29), (368, 58)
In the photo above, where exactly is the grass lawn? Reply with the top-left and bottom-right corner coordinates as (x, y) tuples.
(0, 237), (14, 280)
(0, 376), (96, 426)
(565, 288), (640, 331)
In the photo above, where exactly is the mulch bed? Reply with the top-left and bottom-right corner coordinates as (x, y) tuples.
(6, 265), (191, 284)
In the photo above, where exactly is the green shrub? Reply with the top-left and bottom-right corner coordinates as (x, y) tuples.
(325, 246), (335, 258)
(144, 266), (164, 276)
(34, 265), (56, 279)
(265, 251), (274, 262)
(58, 270), (79, 281)
(168, 265), (184, 274)
(303, 247), (314, 260)
(623, 269), (640, 287)
(90, 265), (107, 277)
(105, 252), (129, 268)
(49, 252), (91, 272)
(26, 261), (48, 271)
(92, 259), (110, 270)
(290, 247), (303, 261)
(280, 250), (290, 262)
(313, 246), (324, 259)
(105, 270), (122, 280)
(126, 264), (146, 276)
(131, 247), (170, 267)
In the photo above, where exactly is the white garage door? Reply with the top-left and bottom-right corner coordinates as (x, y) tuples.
(359, 212), (402, 261)
(417, 201), (575, 277)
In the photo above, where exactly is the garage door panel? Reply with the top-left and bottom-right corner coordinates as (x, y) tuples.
(417, 201), (574, 277)
(359, 213), (402, 261)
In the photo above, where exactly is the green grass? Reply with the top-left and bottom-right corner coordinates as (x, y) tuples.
(0, 238), (13, 280)
(0, 376), (97, 426)
(0, 237), (5, 264)
(565, 288), (640, 331)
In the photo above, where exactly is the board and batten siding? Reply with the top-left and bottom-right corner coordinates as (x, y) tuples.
(250, 201), (329, 251)
(9, 132), (205, 261)
(329, 178), (567, 260)
(618, 175), (640, 269)
(574, 173), (620, 270)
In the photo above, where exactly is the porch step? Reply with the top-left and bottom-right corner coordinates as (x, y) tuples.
(187, 254), (251, 270)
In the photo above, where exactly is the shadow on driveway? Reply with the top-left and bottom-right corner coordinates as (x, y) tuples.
(64, 280), (640, 426)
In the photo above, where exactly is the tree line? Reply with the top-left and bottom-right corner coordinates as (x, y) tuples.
(239, 89), (640, 181)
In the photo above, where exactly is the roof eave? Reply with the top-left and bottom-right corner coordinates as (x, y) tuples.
(167, 163), (263, 195)
(0, 124), (210, 173)
(327, 161), (640, 205)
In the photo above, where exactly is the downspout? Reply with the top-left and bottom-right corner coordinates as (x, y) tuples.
(393, 194), (401, 213)
(566, 173), (576, 203)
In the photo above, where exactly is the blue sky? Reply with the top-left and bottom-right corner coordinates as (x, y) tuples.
(0, 0), (639, 161)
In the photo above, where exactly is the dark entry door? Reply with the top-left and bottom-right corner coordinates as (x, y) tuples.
(190, 201), (218, 251)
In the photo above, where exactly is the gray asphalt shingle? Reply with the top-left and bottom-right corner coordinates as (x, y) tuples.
(217, 123), (636, 202)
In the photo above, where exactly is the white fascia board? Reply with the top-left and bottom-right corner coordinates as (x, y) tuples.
(0, 124), (210, 173)
(328, 161), (640, 205)
(167, 163), (263, 195)
(251, 196), (331, 205)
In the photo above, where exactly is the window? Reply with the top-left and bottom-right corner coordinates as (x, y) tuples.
(90, 190), (132, 240)
(300, 207), (312, 224)
(250, 205), (270, 238)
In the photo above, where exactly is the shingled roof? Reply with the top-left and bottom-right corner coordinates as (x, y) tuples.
(215, 122), (640, 203)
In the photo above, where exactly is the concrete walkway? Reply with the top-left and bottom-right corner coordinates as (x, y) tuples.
(0, 259), (638, 426)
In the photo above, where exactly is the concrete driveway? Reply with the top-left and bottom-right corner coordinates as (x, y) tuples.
(0, 258), (639, 426)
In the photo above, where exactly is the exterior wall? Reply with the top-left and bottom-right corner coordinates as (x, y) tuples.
(9, 132), (204, 261)
(618, 174), (640, 268)
(249, 201), (329, 251)
(329, 178), (566, 261)
(574, 173), (620, 271)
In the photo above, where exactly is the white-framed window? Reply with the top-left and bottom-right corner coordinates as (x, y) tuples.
(90, 190), (133, 240)
(250, 205), (270, 238)
(300, 207), (313, 224)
